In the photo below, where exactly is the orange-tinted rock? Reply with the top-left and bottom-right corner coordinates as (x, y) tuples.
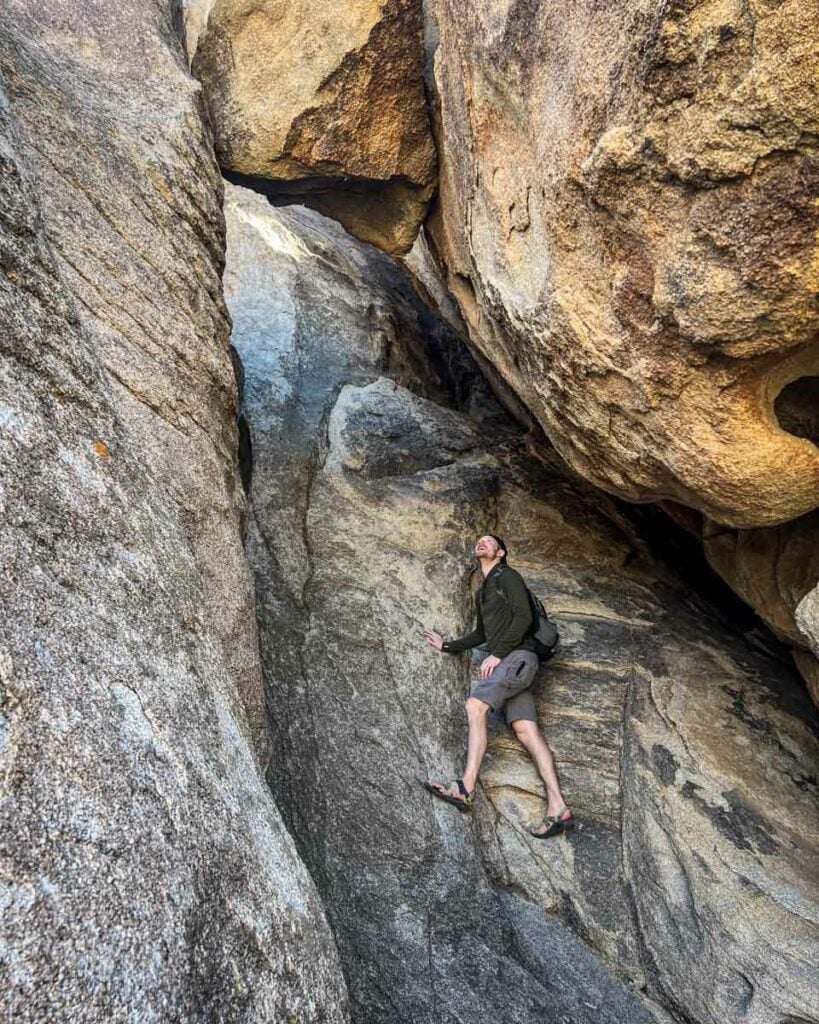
(190, 0), (436, 254)
(424, 0), (819, 527)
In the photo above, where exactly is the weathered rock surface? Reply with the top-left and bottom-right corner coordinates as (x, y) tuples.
(0, 5), (347, 1021)
(704, 511), (819, 701)
(423, 0), (819, 529)
(181, 0), (216, 61)
(190, 0), (437, 254)
(227, 184), (819, 1024)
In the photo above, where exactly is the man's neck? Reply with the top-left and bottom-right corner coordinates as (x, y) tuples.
(479, 556), (503, 578)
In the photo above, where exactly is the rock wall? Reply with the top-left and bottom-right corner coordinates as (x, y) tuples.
(422, 0), (819, 529)
(226, 185), (819, 1024)
(704, 511), (819, 700)
(190, 0), (437, 254)
(0, 4), (347, 1021)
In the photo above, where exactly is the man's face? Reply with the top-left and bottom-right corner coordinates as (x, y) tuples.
(474, 535), (501, 560)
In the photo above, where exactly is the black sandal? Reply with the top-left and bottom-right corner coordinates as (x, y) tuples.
(528, 809), (574, 839)
(423, 778), (475, 812)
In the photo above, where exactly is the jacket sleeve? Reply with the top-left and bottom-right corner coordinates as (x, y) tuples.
(490, 570), (533, 658)
(442, 601), (486, 653)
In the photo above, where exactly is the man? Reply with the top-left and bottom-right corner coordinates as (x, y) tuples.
(423, 534), (573, 839)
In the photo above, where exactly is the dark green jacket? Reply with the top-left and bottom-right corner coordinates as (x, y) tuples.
(442, 563), (535, 659)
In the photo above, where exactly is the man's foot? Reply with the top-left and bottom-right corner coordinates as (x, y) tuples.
(527, 807), (574, 839)
(423, 778), (475, 812)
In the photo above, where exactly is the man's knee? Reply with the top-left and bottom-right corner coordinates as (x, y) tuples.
(465, 697), (490, 719)
(512, 718), (539, 743)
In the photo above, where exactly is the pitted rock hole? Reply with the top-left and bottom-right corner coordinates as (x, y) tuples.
(775, 376), (819, 447)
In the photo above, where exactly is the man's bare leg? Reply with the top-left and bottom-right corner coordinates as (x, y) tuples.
(428, 696), (490, 801)
(512, 719), (570, 818)
(462, 697), (491, 793)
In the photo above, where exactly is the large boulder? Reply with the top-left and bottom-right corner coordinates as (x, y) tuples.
(422, 0), (819, 529)
(0, 5), (347, 1021)
(189, 0), (437, 255)
(226, 184), (819, 1024)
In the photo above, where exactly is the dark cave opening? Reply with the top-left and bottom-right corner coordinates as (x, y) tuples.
(774, 376), (819, 446)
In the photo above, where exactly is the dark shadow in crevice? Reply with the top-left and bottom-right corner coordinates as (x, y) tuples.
(775, 375), (819, 445)
(613, 499), (789, 655)
(229, 343), (253, 495)
(236, 414), (253, 495)
(222, 168), (430, 255)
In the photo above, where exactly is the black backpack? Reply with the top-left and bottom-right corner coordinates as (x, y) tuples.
(492, 566), (559, 662)
(525, 587), (559, 662)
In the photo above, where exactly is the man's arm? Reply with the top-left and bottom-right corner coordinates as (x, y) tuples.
(440, 601), (485, 653)
(490, 570), (533, 658)
(441, 621), (486, 653)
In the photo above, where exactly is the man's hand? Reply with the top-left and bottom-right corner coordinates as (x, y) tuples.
(480, 654), (501, 678)
(423, 629), (444, 650)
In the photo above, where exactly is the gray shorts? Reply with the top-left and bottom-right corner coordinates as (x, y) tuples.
(469, 649), (539, 726)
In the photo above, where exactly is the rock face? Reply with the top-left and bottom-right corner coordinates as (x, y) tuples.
(423, 0), (819, 529)
(190, 0), (437, 254)
(0, 5), (347, 1021)
(227, 184), (819, 1024)
(795, 586), (819, 706)
(181, 0), (216, 60)
(704, 511), (819, 700)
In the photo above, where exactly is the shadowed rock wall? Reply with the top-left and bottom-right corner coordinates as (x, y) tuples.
(704, 511), (819, 702)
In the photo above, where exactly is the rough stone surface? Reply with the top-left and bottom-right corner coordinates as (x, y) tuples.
(704, 511), (819, 701)
(797, 586), (819, 660)
(227, 185), (819, 1024)
(190, 0), (437, 254)
(0, 5), (348, 1021)
(181, 0), (216, 61)
(795, 584), (819, 706)
(423, 0), (819, 529)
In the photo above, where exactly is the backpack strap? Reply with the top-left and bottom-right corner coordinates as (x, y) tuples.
(492, 565), (539, 633)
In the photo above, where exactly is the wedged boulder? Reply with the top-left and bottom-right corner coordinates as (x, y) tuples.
(422, 0), (819, 529)
(226, 184), (819, 1024)
(189, 0), (436, 255)
(0, 6), (347, 1021)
